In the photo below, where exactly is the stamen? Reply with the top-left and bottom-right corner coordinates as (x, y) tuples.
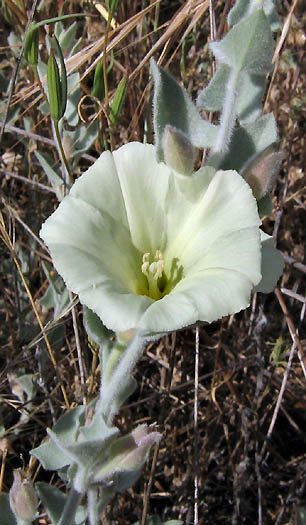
(149, 261), (158, 277)
(141, 253), (150, 275)
(141, 250), (165, 299)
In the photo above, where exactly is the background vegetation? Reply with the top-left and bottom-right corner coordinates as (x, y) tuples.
(0, 0), (305, 523)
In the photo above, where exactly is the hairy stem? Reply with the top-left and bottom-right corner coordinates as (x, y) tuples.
(88, 487), (99, 525)
(99, 332), (146, 423)
(211, 69), (239, 167)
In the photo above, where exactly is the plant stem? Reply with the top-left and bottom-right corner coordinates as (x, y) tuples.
(100, 332), (146, 423)
(54, 121), (74, 185)
(88, 487), (99, 525)
(58, 489), (82, 525)
(210, 69), (238, 168)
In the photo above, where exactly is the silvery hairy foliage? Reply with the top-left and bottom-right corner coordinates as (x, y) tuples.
(6, 2), (284, 524)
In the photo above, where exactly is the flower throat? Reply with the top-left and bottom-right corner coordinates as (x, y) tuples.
(141, 250), (183, 301)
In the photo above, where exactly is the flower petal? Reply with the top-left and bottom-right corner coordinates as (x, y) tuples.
(69, 149), (128, 227)
(188, 228), (261, 286)
(41, 195), (154, 331)
(112, 143), (170, 253)
(141, 268), (254, 334)
(79, 283), (153, 332)
(41, 197), (140, 291)
(165, 169), (261, 269)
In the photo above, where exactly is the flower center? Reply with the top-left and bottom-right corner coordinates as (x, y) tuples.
(141, 250), (165, 300)
(139, 250), (184, 301)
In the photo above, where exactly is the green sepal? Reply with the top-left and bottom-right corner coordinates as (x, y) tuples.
(91, 53), (114, 101)
(91, 61), (104, 101)
(110, 75), (128, 126)
(47, 36), (67, 122)
(91, 424), (161, 491)
(24, 22), (39, 66)
(47, 48), (62, 123)
(53, 35), (67, 118)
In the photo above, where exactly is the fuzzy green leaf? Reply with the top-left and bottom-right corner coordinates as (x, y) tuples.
(197, 64), (230, 112)
(228, 0), (280, 31)
(211, 10), (273, 74)
(31, 406), (85, 470)
(151, 59), (217, 161)
(36, 482), (87, 525)
(218, 113), (278, 172)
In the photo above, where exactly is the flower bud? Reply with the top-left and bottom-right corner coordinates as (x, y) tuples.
(47, 37), (67, 123)
(47, 48), (62, 123)
(117, 423), (161, 470)
(241, 143), (284, 201)
(9, 469), (38, 522)
(92, 423), (161, 486)
(162, 125), (195, 175)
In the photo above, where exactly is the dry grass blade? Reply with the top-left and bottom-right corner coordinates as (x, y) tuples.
(0, 210), (70, 409)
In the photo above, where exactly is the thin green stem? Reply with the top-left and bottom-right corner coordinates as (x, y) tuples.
(54, 121), (74, 185)
(154, 1), (160, 31)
